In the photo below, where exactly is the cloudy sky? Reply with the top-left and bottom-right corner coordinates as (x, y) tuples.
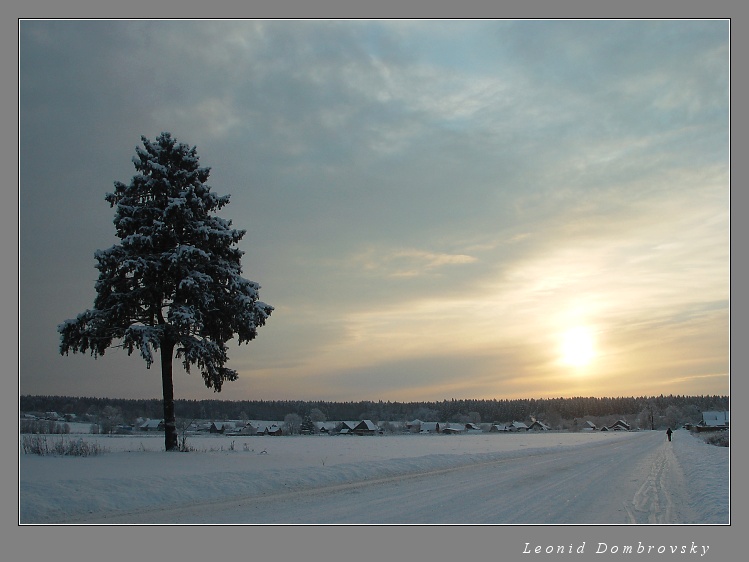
(20, 20), (729, 403)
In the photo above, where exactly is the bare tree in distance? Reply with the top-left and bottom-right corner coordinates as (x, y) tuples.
(283, 413), (303, 435)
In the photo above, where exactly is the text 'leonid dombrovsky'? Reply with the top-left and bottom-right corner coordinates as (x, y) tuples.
(523, 542), (710, 556)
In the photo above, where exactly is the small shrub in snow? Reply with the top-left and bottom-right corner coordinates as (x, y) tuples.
(702, 432), (729, 447)
(19, 420), (70, 435)
(21, 435), (108, 456)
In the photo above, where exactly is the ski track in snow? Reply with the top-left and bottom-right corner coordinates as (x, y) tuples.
(19, 429), (728, 524)
(624, 440), (693, 523)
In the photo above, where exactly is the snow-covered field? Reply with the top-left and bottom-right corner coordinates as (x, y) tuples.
(19, 429), (728, 524)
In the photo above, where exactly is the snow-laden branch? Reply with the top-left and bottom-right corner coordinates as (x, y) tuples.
(60, 132), (273, 409)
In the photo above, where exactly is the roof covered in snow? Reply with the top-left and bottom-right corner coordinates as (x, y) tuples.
(700, 411), (729, 426)
(353, 420), (379, 431)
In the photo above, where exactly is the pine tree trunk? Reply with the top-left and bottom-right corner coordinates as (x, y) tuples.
(161, 339), (178, 451)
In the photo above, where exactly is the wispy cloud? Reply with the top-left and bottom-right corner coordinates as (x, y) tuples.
(352, 247), (478, 278)
(20, 20), (729, 401)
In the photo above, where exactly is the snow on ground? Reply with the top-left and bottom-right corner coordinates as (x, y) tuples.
(19, 429), (728, 524)
(669, 429), (729, 523)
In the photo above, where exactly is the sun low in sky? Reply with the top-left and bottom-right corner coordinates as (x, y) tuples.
(20, 20), (729, 402)
(559, 326), (596, 369)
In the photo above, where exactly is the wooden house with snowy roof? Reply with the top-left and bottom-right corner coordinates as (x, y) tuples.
(315, 421), (339, 434)
(406, 419), (424, 432)
(695, 411), (729, 432)
(419, 421), (440, 433)
(139, 419), (165, 431)
(508, 421), (529, 431)
(262, 424), (283, 436)
(210, 421), (235, 434)
(602, 420), (631, 431)
(441, 423), (465, 434)
(352, 420), (379, 435)
(335, 421), (359, 435)
(226, 422), (259, 436)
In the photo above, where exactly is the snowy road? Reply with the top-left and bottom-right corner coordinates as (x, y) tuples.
(80, 431), (699, 524)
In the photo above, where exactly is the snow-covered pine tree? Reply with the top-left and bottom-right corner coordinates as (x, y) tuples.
(300, 415), (315, 435)
(58, 132), (273, 451)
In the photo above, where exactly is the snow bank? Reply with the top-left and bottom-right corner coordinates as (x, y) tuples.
(670, 430), (729, 524)
(19, 430), (727, 524)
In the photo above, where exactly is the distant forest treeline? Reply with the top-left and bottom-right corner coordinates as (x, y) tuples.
(20, 394), (728, 427)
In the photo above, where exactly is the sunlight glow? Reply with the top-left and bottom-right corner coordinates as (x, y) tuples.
(560, 326), (596, 368)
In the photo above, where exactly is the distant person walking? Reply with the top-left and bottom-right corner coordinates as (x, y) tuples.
(666, 427), (672, 442)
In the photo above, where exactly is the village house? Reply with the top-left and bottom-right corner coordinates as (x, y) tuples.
(419, 421), (441, 434)
(314, 421), (339, 434)
(441, 423), (466, 434)
(226, 422), (259, 436)
(334, 421), (359, 435)
(694, 411), (729, 432)
(262, 424), (283, 436)
(406, 419), (424, 432)
(508, 421), (529, 431)
(139, 419), (164, 431)
(352, 420), (379, 435)
(209, 421), (235, 434)
(602, 420), (631, 431)
(528, 420), (551, 431)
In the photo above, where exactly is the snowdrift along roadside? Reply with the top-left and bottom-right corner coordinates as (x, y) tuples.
(19, 430), (727, 524)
